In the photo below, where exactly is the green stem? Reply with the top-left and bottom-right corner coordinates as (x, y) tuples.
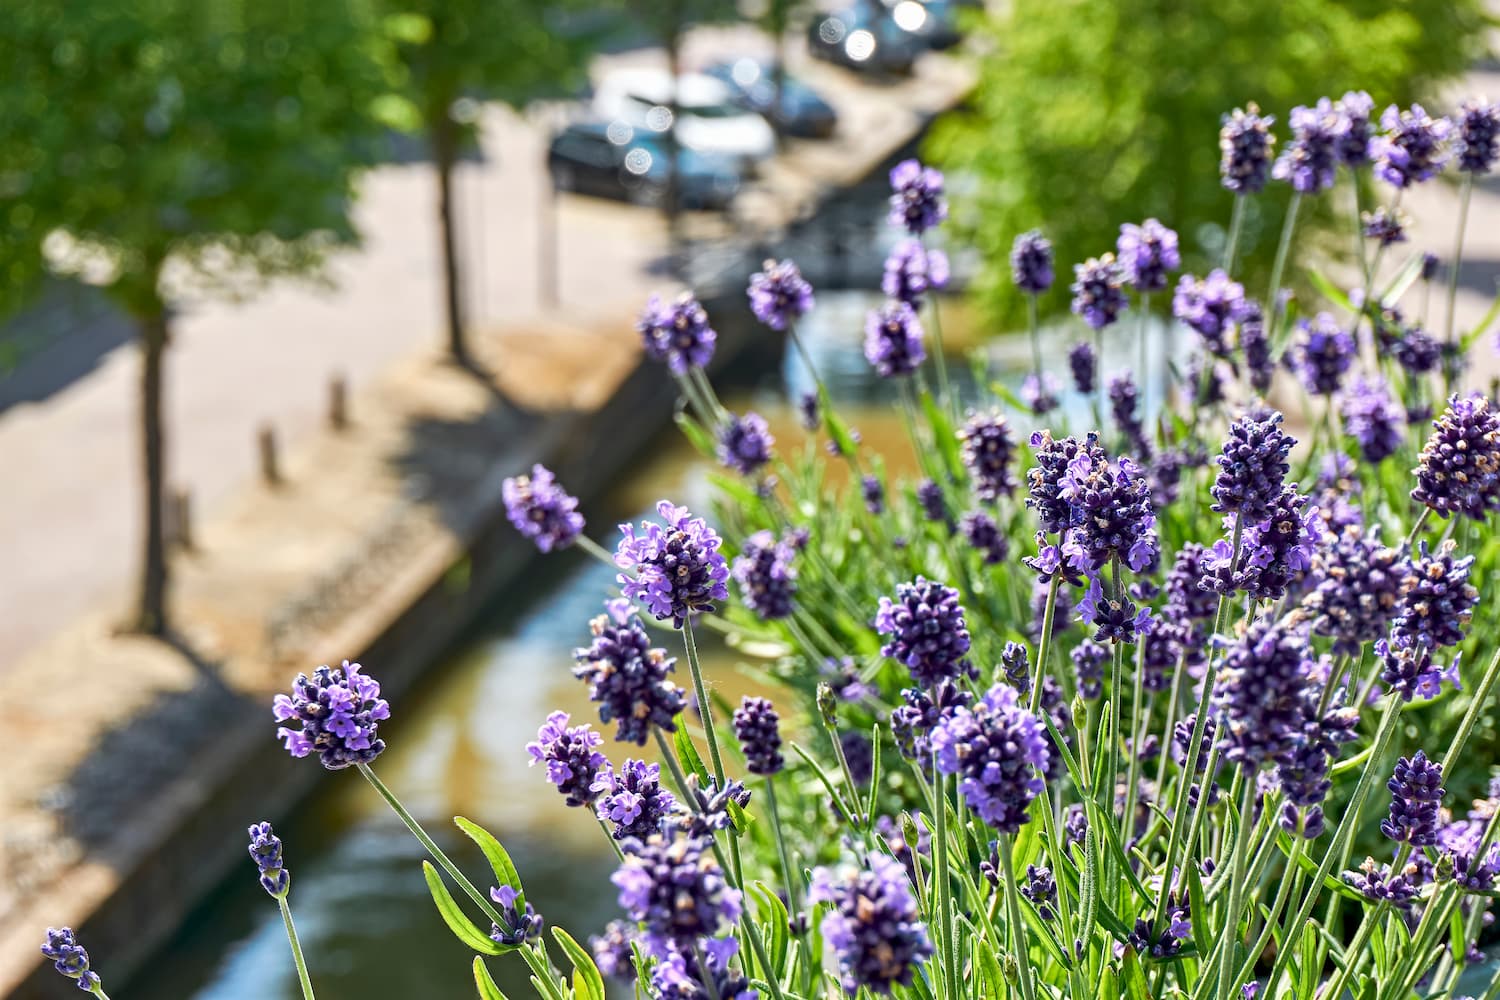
(1027, 574), (1061, 714)
(932, 764), (960, 999)
(682, 620), (726, 785)
(763, 778), (803, 919)
(1445, 174), (1474, 395)
(1261, 696), (1405, 995)
(999, 835), (1038, 1000)
(1223, 194), (1246, 274)
(925, 265), (956, 419)
(1137, 292), (1151, 401)
(1214, 779), (1258, 1000)
(574, 533), (618, 570)
(279, 895), (317, 1000)
(1266, 192), (1302, 333)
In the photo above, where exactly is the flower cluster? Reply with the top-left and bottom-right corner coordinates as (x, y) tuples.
(488, 884), (544, 947)
(1172, 270), (1253, 356)
(1011, 229), (1055, 293)
(273, 660), (390, 769)
(747, 258), (814, 330)
(1293, 313), (1356, 396)
(574, 602), (686, 744)
(503, 464), (584, 553)
(958, 410), (1017, 501)
(638, 293), (717, 373)
(731, 530), (797, 621)
(1117, 219), (1180, 291)
(1211, 409), (1295, 521)
(931, 683), (1049, 832)
(1070, 254), (1129, 329)
(612, 832), (741, 956)
(883, 238), (949, 306)
(1274, 99), (1339, 194)
(864, 300), (926, 377)
(1373, 104), (1452, 188)
(527, 711), (607, 807)
(1412, 393), (1500, 520)
(247, 821), (290, 898)
(809, 854), (933, 994)
(875, 577), (974, 687)
(593, 758), (678, 840)
(616, 501), (731, 628)
(1382, 750), (1445, 846)
(717, 412), (774, 477)
(731, 696), (784, 776)
(888, 158), (947, 234)
(1220, 103), (1277, 193)
(41, 928), (102, 994)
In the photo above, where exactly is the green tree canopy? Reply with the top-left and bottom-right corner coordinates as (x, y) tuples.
(0, 0), (402, 632)
(929, 0), (1491, 326)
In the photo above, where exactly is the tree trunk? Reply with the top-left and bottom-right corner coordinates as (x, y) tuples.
(431, 117), (468, 366)
(135, 310), (169, 635)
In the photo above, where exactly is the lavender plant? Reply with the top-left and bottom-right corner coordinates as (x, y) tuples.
(39, 96), (1500, 1000)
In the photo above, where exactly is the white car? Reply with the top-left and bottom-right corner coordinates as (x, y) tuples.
(592, 67), (776, 170)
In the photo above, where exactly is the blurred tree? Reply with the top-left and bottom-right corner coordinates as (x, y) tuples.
(386, 1), (595, 366)
(0, 0), (402, 635)
(929, 0), (1491, 325)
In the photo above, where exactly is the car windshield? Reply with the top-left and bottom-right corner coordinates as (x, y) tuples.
(679, 101), (743, 119)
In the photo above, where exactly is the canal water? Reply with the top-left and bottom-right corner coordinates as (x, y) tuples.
(128, 288), (1176, 999)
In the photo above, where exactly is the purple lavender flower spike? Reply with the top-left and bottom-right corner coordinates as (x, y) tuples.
(1026, 430), (1107, 534)
(810, 854), (933, 994)
(890, 682), (971, 765)
(1011, 230), (1055, 293)
(41, 928), (102, 993)
(747, 258), (814, 330)
(1373, 104), (1453, 187)
(650, 942), (757, 1000)
(615, 501), (730, 628)
(590, 920), (637, 981)
(273, 660), (390, 769)
(717, 412), (774, 477)
(863, 300), (926, 377)
(1391, 539), (1479, 651)
(888, 159), (947, 234)
(1117, 219), (1180, 291)
(1274, 99), (1340, 194)
(1412, 393), (1500, 521)
(1456, 97), (1500, 174)
(1056, 444), (1159, 575)
(1293, 312), (1356, 396)
(932, 683), (1049, 831)
(1212, 409), (1295, 521)
(1172, 270), (1254, 356)
(574, 603), (686, 744)
(875, 577), (973, 687)
(592, 759), (678, 840)
(1084, 584), (1154, 645)
(248, 821), (291, 897)
(916, 478), (950, 528)
(958, 411), (1017, 501)
(1342, 857), (1422, 908)
(1377, 639), (1462, 703)
(862, 474), (885, 514)
(732, 530), (797, 621)
(1333, 91), (1375, 166)
(611, 831), (741, 956)
(1164, 542), (1221, 624)
(1214, 618), (1315, 769)
(1022, 372), (1061, 415)
(1068, 341), (1097, 394)
(883, 238), (949, 306)
(798, 391), (819, 430)
(1341, 375), (1405, 463)
(960, 510), (1009, 564)
(1021, 865), (1058, 920)
(1239, 300), (1275, 394)
(503, 464), (584, 553)
(1070, 254), (1129, 329)
(1362, 207), (1407, 247)
(1304, 526), (1406, 655)
(1071, 639), (1106, 700)
(1231, 486), (1324, 601)
(638, 293), (717, 373)
(1382, 750), (1445, 846)
(732, 695), (784, 776)
(1220, 103), (1277, 193)
(1109, 372), (1148, 453)
(526, 711), (607, 807)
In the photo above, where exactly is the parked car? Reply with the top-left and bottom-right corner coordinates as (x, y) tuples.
(886, 0), (965, 50)
(547, 120), (743, 211)
(806, 3), (926, 75)
(591, 68), (776, 170)
(703, 59), (838, 139)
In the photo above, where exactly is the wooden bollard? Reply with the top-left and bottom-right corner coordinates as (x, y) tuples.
(329, 374), (348, 430)
(167, 486), (194, 550)
(258, 424), (280, 485)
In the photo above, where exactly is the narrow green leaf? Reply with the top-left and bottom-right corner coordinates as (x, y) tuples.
(551, 927), (606, 1000)
(1307, 268), (1357, 314)
(675, 411), (717, 459)
(1185, 862), (1210, 957)
(674, 724), (712, 787)
(1078, 831), (1099, 949)
(1121, 950), (1150, 999)
(864, 723), (883, 824)
(423, 862), (506, 955)
(751, 880), (791, 973)
(472, 957), (510, 1000)
(1464, 281), (1500, 344)
(454, 816), (525, 911)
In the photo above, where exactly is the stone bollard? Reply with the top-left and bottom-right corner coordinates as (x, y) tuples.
(329, 374), (348, 430)
(258, 424), (280, 486)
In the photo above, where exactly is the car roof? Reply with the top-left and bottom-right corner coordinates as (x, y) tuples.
(596, 67), (733, 106)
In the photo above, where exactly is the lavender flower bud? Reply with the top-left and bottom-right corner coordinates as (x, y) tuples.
(1117, 218), (1180, 291)
(503, 464), (584, 553)
(1341, 375), (1406, 463)
(1303, 525), (1405, 655)
(1172, 270), (1254, 356)
(1212, 409), (1295, 521)
(1022, 372), (1061, 416)
(1382, 750), (1445, 846)
(958, 411), (1018, 501)
(1273, 98), (1339, 194)
(1214, 619), (1315, 769)
(247, 821), (291, 898)
(864, 300), (926, 378)
(883, 238), (949, 306)
(592, 759), (677, 840)
(1293, 313), (1356, 396)
(931, 683), (1049, 831)
(1392, 539), (1479, 651)
(716, 412), (774, 477)
(1010, 230), (1054, 293)
(1071, 639), (1107, 700)
(1068, 341), (1097, 394)
(861, 474), (885, 514)
(1220, 103), (1277, 194)
(747, 258), (814, 331)
(1332, 91), (1375, 166)
(960, 510), (1009, 564)
(1456, 98), (1500, 174)
(875, 577), (973, 687)
(611, 832), (741, 955)
(888, 159), (946, 234)
(732, 696), (784, 776)
(1362, 207), (1408, 247)
(1070, 254), (1129, 329)
(638, 293), (716, 373)
(1412, 393), (1500, 521)
(575, 603), (686, 744)
(732, 530), (797, 621)
(41, 928), (102, 993)
(526, 711), (607, 807)
(1373, 104), (1452, 187)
